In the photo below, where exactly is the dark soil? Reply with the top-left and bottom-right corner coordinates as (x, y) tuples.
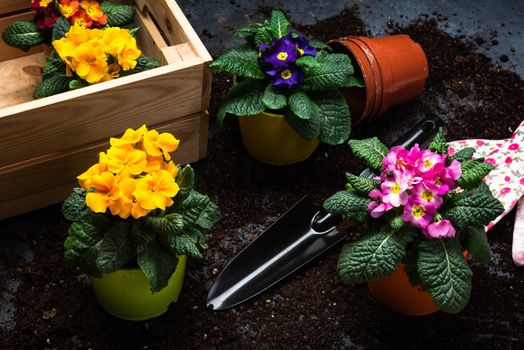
(2, 6), (524, 350)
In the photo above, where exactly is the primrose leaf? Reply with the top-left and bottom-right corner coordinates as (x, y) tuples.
(442, 185), (504, 230)
(268, 9), (290, 38)
(463, 226), (491, 264)
(217, 80), (266, 124)
(262, 84), (287, 110)
(348, 137), (389, 173)
(449, 147), (476, 162)
(101, 1), (136, 27)
(138, 240), (179, 292)
(94, 222), (134, 273)
(33, 74), (72, 98)
(2, 21), (46, 51)
(62, 188), (89, 221)
(52, 17), (71, 41)
(429, 127), (448, 154)
(42, 50), (66, 80)
(345, 173), (377, 195)
(418, 238), (472, 313)
(309, 90), (351, 145)
(295, 56), (319, 69)
(337, 228), (417, 285)
(284, 110), (320, 140)
(175, 164), (195, 200)
(323, 190), (370, 222)
(302, 52), (356, 91)
(308, 39), (330, 50)
(456, 160), (495, 190)
(288, 91), (320, 120)
(210, 47), (265, 79)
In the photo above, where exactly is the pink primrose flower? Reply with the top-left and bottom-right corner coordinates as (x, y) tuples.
(401, 200), (436, 229)
(381, 171), (410, 207)
(368, 189), (392, 218)
(423, 219), (456, 238)
(445, 160), (462, 181)
(417, 150), (445, 174)
(412, 183), (443, 207)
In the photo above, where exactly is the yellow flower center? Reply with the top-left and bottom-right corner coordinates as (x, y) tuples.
(422, 190), (433, 202)
(298, 48), (304, 56)
(391, 182), (401, 194)
(397, 159), (405, 168)
(277, 52), (288, 61)
(412, 205), (425, 218)
(424, 159), (433, 168)
(280, 70), (292, 80)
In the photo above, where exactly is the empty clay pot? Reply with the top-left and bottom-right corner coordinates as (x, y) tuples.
(329, 35), (429, 124)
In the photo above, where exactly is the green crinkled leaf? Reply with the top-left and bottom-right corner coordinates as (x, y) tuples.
(389, 216), (406, 231)
(284, 110), (320, 140)
(323, 190), (370, 222)
(209, 47), (265, 79)
(94, 222), (134, 273)
(268, 9), (290, 38)
(302, 52), (356, 91)
(120, 56), (160, 76)
(51, 17), (71, 42)
(347, 75), (365, 88)
(262, 84), (287, 110)
(165, 234), (202, 259)
(69, 79), (87, 90)
(33, 74), (72, 98)
(464, 226), (491, 264)
(442, 186), (504, 229)
(146, 213), (185, 236)
(308, 39), (330, 50)
(288, 91), (319, 120)
(101, 1), (136, 27)
(345, 172), (377, 195)
(128, 27), (139, 37)
(175, 164), (195, 199)
(348, 137), (389, 173)
(429, 127), (448, 154)
(449, 147), (476, 162)
(217, 80), (265, 124)
(62, 188), (89, 221)
(132, 223), (156, 255)
(2, 21), (46, 51)
(138, 240), (179, 292)
(309, 90), (351, 145)
(295, 55), (319, 69)
(403, 242), (422, 287)
(42, 50), (66, 80)
(456, 160), (495, 190)
(337, 228), (417, 285)
(418, 238), (472, 313)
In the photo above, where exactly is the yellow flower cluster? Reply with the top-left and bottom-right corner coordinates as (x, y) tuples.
(78, 125), (181, 219)
(52, 25), (141, 84)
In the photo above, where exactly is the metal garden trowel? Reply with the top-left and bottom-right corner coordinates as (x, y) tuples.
(207, 117), (443, 310)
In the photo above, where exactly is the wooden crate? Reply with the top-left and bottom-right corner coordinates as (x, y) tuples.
(0, 0), (212, 220)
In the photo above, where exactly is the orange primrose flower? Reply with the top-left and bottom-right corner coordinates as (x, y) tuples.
(85, 171), (120, 214)
(71, 41), (108, 83)
(133, 170), (180, 211)
(59, 0), (80, 18)
(77, 151), (108, 190)
(71, 9), (93, 28)
(143, 130), (180, 161)
(106, 146), (148, 178)
(110, 125), (148, 148)
(116, 178), (151, 219)
(81, 0), (107, 25)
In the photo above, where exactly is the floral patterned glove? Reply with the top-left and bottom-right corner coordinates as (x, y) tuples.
(448, 120), (524, 266)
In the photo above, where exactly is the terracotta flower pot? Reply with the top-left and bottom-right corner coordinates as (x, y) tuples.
(238, 111), (319, 165)
(329, 35), (429, 125)
(89, 255), (187, 321)
(367, 261), (439, 316)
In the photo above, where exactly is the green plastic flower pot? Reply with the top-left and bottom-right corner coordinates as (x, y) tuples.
(89, 255), (186, 321)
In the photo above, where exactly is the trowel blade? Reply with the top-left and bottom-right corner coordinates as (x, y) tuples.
(206, 196), (346, 310)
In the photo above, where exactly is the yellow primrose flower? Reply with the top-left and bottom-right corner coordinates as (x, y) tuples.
(142, 130), (180, 161)
(106, 146), (147, 177)
(117, 42), (141, 71)
(110, 124), (148, 148)
(133, 170), (179, 211)
(71, 40), (108, 83)
(99, 62), (121, 82)
(85, 171), (120, 214)
(76, 151), (108, 190)
(116, 178), (151, 219)
(145, 155), (164, 173)
(165, 161), (180, 178)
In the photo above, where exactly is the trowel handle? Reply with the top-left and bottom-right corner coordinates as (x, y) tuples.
(394, 116), (444, 149)
(312, 212), (342, 232)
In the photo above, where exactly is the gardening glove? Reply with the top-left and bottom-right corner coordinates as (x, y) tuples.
(447, 120), (524, 267)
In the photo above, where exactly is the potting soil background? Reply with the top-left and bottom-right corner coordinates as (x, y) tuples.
(1, 5), (524, 350)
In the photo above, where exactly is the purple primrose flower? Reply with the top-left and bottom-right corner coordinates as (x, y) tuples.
(260, 37), (298, 68)
(288, 34), (316, 57)
(266, 65), (304, 89)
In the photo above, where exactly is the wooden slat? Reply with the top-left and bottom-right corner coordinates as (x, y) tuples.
(134, 5), (168, 60)
(0, 111), (207, 220)
(0, 58), (204, 167)
(0, 52), (45, 109)
(0, 0), (28, 15)
(0, 11), (44, 62)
